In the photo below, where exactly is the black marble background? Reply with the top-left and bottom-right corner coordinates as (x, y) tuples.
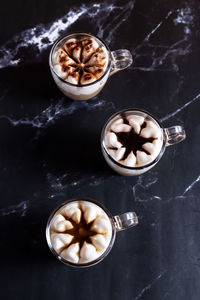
(0, 0), (200, 299)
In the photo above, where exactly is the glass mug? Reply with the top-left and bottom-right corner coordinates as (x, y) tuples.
(49, 32), (133, 101)
(46, 198), (138, 267)
(101, 108), (186, 176)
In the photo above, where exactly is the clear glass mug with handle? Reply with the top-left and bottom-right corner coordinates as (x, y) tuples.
(49, 32), (133, 101)
(46, 198), (138, 267)
(101, 108), (186, 176)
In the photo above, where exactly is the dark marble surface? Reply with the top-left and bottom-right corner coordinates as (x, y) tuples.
(1, 0), (200, 299)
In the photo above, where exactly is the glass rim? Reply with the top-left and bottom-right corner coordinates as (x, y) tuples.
(46, 197), (116, 268)
(49, 32), (112, 88)
(101, 108), (166, 170)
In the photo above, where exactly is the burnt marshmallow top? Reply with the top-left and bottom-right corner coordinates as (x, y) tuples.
(52, 37), (108, 85)
(104, 114), (163, 167)
(50, 201), (112, 264)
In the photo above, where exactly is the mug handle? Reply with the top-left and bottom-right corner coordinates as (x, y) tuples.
(109, 50), (133, 76)
(164, 126), (186, 146)
(113, 212), (138, 232)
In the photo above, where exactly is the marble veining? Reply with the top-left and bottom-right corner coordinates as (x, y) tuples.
(173, 7), (194, 32)
(132, 7), (194, 72)
(0, 0), (135, 69)
(132, 171), (161, 203)
(0, 97), (115, 134)
(134, 270), (166, 300)
(129, 159), (200, 214)
(133, 172), (200, 207)
(0, 1), (194, 75)
(161, 92), (200, 122)
(1, 0), (200, 299)
(47, 172), (109, 198)
(0, 200), (29, 217)
(133, 171), (200, 204)
(182, 175), (200, 195)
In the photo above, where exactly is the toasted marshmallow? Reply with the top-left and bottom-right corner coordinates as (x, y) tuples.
(81, 204), (98, 224)
(122, 151), (136, 167)
(136, 150), (152, 166)
(52, 48), (76, 80)
(64, 39), (80, 56)
(52, 48), (75, 65)
(105, 132), (122, 148)
(86, 48), (107, 66)
(51, 233), (73, 253)
(53, 64), (68, 80)
(91, 216), (111, 234)
(51, 214), (73, 232)
(85, 66), (105, 79)
(108, 147), (126, 161)
(61, 243), (80, 263)
(128, 116), (145, 134)
(141, 121), (161, 138)
(90, 234), (107, 251)
(72, 45), (82, 62)
(64, 206), (82, 224)
(79, 242), (98, 263)
(80, 72), (97, 85)
(82, 38), (98, 62)
(67, 72), (79, 85)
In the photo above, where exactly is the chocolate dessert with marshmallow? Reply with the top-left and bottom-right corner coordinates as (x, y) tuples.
(102, 110), (164, 175)
(50, 200), (112, 265)
(52, 37), (108, 85)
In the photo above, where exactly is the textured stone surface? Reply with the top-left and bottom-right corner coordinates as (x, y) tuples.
(0, 0), (200, 299)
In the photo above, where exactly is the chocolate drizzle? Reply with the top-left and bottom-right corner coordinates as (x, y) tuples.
(111, 117), (156, 160)
(52, 208), (98, 251)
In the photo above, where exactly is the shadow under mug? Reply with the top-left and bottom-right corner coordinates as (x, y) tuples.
(46, 198), (138, 268)
(49, 32), (133, 101)
(101, 108), (186, 176)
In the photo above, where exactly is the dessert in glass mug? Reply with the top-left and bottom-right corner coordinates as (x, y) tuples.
(46, 198), (138, 267)
(49, 32), (133, 100)
(101, 108), (186, 176)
